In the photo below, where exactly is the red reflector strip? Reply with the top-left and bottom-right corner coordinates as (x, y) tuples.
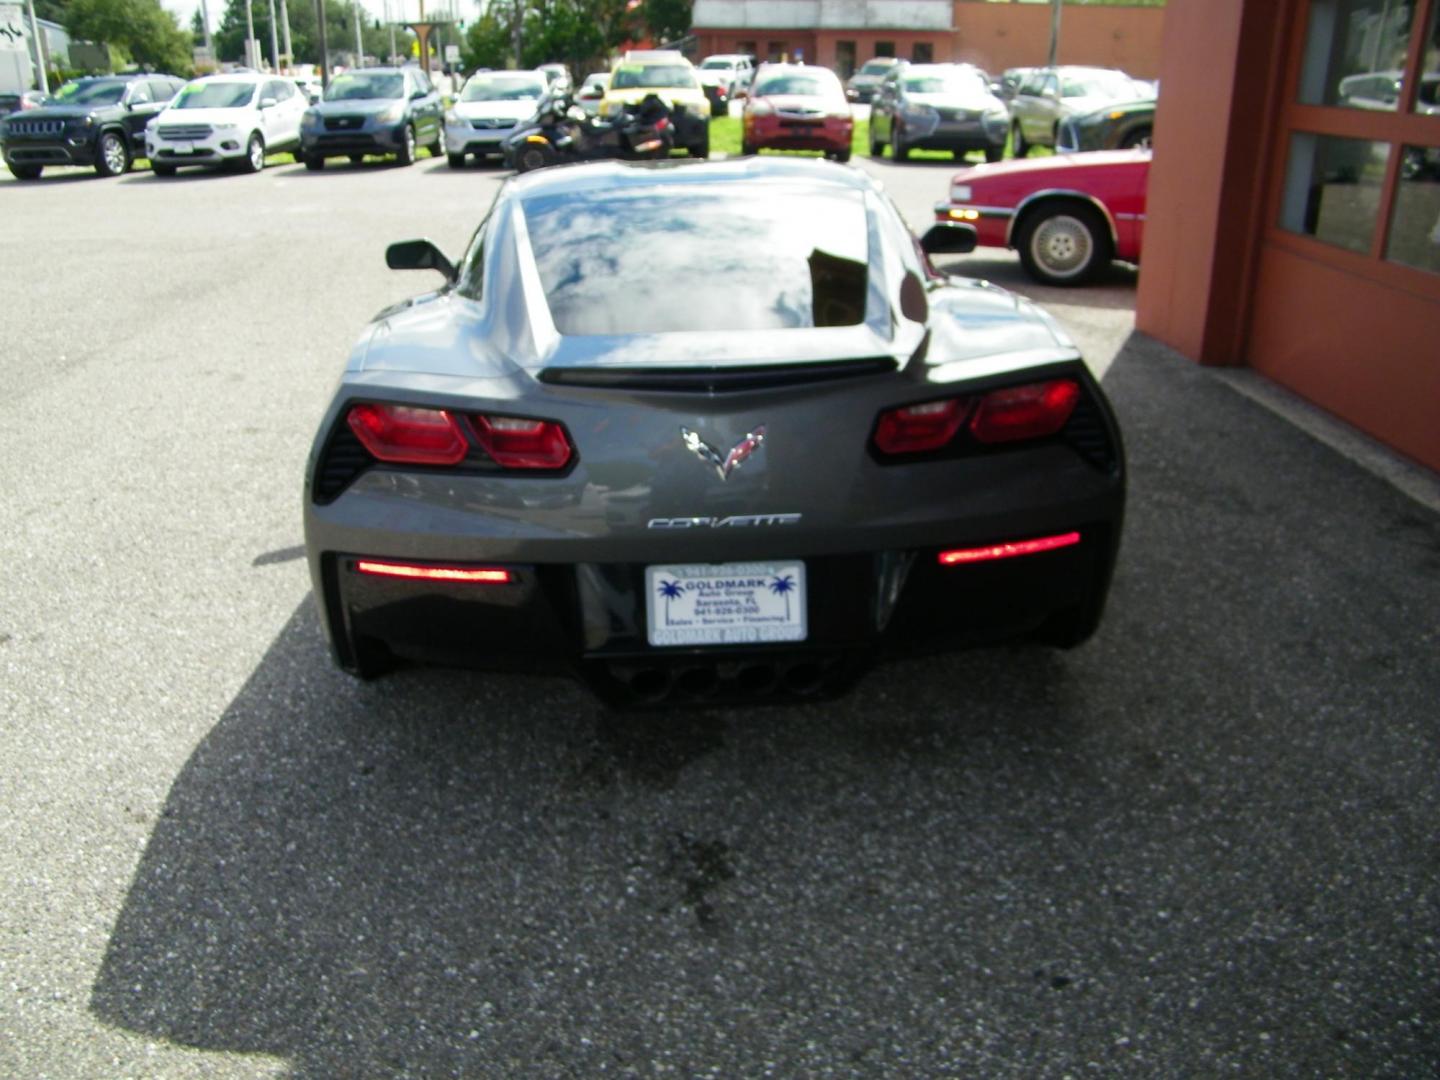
(355, 560), (513, 584)
(938, 531), (1082, 566)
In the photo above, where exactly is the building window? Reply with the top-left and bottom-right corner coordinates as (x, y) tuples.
(912, 43), (933, 63)
(767, 41), (785, 63)
(874, 41), (895, 59)
(1274, 0), (1440, 280)
(1279, 133), (1389, 252)
(737, 41), (756, 60)
(836, 40), (857, 80)
(1385, 147), (1440, 273)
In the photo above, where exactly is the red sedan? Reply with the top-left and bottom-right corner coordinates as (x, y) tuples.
(934, 149), (1149, 284)
(742, 63), (854, 162)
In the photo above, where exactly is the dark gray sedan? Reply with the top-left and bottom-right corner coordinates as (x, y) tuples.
(303, 159), (1125, 704)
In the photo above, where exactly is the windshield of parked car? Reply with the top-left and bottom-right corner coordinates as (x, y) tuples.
(1061, 71), (1141, 99)
(903, 70), (988, 95)
(753, 72), (840, 98)
(173, 81), (258, 109)
(52, 81), (127, 106)
(521, 184), (870, 334)
(611, 65), (698, 90)
(859, 60), (893, 76)
(325, 73), (405, 101)
(461, 75), (546, 102)
(701, 59), (738, 70)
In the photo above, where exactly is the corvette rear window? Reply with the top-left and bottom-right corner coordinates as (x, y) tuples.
(521, 185), (869, 334)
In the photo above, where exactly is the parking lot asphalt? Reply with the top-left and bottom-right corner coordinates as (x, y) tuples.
(1, 156), (1437, 1078)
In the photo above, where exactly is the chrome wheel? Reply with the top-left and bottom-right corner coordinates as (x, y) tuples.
(1015, 204), (1111, 286)
(96, 131), (128, 177)
(1031, 215), (1092, 279)
(244, 132), (265, 172)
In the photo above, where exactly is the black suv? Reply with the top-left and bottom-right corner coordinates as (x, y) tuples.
(298, 67), (444, 169)
(1, 74), (185, 179)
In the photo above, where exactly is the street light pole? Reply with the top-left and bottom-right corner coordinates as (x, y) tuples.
(267, 0), (282, 72)
(279, 0), (294, 71)
(354, 4), (363, 67)
(1048, 0), (1062, 69)
(314, 0), (329, 88)
(23, 0), (47, 94)
(245, 0), (258, 69)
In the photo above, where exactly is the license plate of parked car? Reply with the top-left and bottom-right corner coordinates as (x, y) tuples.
(646, 562), (807, 647)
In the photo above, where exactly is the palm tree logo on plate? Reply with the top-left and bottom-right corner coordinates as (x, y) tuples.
(657, 579), (684, 623)
(769, 573), (796, 620)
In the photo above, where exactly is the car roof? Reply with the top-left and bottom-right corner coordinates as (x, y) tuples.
(506, 156), (874, 202)
(622, 50), (689, 63)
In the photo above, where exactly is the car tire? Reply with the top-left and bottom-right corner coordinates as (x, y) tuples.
(515, 141), (555, 173)
(240, 132), (265, 173)
(891, 122), (909, 163)
(447, 151), (466, 168)
(305, 155), (325, 171)
(834, 146), (852, 163)
(94, 130), (130, 177)
(292, 148), (306, 164)
(396, 124), (416, 166)
(1011, 122), (1029, 158)
(432, 127), (447, 158)
(740, 139), (756, 156)
(1119, 127), (1152, 150)
(1015, 201), (1113, 286)
(349, 154), (365, 165)
(868, 121), (883, 158)
(151, 162), (177, 177)
(8, 163), (42, 180)
(691, 127), (709, 159)
(984, 145), (1004, 163)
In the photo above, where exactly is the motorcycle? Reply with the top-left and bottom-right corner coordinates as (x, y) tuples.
(501, 92), (678, 173)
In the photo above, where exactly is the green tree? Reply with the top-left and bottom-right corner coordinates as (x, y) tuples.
(640, 0), (690, 46)
(65, 0), (193, 72)
(214, 0), (408, 67)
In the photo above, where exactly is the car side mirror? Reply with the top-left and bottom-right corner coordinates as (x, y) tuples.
(386, 239), (457, 284)
(260, 97), (277, 109)
(411, 89), (427, 100)
(920, 222), (978, 256)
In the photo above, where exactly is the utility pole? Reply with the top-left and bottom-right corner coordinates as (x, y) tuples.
(279, 0), (294, 71)
(268, 0), (282, 71)
(198, 0), (214, 60)
(354, 4), (363, 67)
(245, 0), (258, 69)
(23, 0), (46, 93)
(314, 0), (329, 87)
(1047, 0), (1062, 68)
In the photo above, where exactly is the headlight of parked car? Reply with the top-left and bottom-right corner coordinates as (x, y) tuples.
(301, 109), (318, 127)
(748, 100), (773, 117)
(444, 108), (460, 124)
(380, 102), (405, 123)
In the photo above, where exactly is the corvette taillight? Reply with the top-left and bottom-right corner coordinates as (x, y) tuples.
(873, 398), (969, 455)
(472, 414), (573, 470)
(969, 379), (1080, 444)
(356, 560), (513, 583)
(346, 403), (468, 465)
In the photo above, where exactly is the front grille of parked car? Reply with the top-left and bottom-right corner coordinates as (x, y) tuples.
(935, 107), (978, 122)
(539, 358), (897, 393)
(1056, 119), (1079, 152)
(470, 117), (517, 130)
(7, 119), (64, 136)
(158, 124), (213, 140)
(325, 115), (367, 131)
(777, 107), (824, 119)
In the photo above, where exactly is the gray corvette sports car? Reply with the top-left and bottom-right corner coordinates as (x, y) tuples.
(304, 158), (1124, 704)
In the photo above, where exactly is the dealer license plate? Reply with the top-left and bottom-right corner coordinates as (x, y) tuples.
(645, 561), (806, 647)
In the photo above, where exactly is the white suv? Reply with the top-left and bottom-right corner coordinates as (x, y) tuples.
(146, 74), (307, 175)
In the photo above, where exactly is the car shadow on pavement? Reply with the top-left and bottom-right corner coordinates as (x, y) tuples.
(90, 335), (1440, 1076)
